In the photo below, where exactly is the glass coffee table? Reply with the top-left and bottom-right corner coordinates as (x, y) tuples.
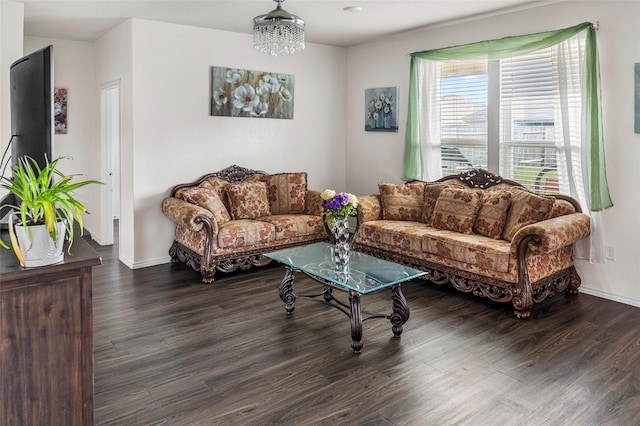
(265, 242), (426, 353)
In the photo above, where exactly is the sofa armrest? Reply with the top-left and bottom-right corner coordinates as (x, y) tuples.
(162, 197), (218, 234)
(510, 213), (591, 255)
(304, 190), (324, 215)
(356, 194), (382, 223)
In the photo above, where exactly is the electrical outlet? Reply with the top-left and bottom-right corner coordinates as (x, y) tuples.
(605, 245), (616, 261)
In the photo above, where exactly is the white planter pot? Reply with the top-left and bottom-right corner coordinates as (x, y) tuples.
(14, 222), (66, 267)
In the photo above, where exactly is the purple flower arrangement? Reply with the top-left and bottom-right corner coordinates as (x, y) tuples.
(320, 189), (359, 222)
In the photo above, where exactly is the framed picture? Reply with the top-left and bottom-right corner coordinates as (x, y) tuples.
(54, 87), (68, 134)
(210, 66), (295, 119)
(365, 86), (398, 132)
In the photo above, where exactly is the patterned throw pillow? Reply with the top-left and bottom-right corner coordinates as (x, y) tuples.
(379, 182), (426, 221)
(177, 185), (231, 224)
(203, 177), (231, 211)
(502, 188), (555, 241)
(431, 187), (483, 234)
(263, 172), (307, 215)
(225, 181), (272, 220)
(422, 183), (448, 225)
(473, 190), (512, 239)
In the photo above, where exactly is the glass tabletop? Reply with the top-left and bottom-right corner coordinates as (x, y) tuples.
(264, 242), (426, 294)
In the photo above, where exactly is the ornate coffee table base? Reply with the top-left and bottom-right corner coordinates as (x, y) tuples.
(277, 266), (410, 354)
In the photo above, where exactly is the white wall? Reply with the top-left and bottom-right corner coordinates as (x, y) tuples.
(96, 19), (347, 267)
(94, 20), (134, 264)
(346, 1), (640, 306)
(0, 1), (24, 199)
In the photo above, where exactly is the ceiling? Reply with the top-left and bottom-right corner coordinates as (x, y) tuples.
(17, 0), (547, 48)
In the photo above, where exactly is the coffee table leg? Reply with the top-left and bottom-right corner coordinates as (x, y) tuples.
(390, 284), (410, 336)
(349, 290), (364, 354)
(278, 266), (297, 314)
(323, 286), (333, 302)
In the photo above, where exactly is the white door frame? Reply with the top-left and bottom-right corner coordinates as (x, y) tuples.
(99, 80), (121, 246)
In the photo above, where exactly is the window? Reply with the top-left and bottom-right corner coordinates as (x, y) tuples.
(434, 40), (583, 194)
(500, 47), (559, 193)
(405, 22), (613, 263)
(440, 61), (488, 175)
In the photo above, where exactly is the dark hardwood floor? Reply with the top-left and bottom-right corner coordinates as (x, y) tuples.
(90, 231), (640, 425)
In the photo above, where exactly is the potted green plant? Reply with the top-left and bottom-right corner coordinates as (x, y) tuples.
(0, 156), (102, 267)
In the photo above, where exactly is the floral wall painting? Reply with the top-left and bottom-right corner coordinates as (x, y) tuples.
(365, 86), (398, 132)
(210, 66), (295, 119)
(635, 63), (640, 134)
(54, 87), (68, 134)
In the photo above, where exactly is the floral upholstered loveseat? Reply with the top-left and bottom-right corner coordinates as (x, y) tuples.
(353, 169), (591, 318)
(162, 165), (327, 282)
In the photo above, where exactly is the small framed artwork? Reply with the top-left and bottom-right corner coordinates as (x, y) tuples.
(210, 66), (295, 119)
(365, 86), (398, 132)
(54, 87), (68, 134)
(635, 63), (640, 134)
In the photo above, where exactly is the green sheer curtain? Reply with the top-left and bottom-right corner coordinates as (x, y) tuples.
(403, 22), (613, 212)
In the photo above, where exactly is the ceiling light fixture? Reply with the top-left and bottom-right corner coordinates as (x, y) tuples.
(343, 6), (363, 13)
(253, 0), (305, 57)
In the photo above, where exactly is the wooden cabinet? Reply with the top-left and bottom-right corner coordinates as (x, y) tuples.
(0, 236), (101, 426)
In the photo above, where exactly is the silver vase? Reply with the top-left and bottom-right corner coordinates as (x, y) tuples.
(330, 218), (350, 276)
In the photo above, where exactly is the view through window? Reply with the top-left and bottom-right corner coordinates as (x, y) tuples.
(438, 47), (564, 194)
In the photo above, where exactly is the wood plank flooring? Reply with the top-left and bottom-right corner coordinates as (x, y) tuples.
(90, 236), (640, 425)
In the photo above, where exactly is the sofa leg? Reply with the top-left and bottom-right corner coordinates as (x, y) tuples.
(169, 243), (180, 263)
(513, 274), (533, 319)
(567, 266), (581, 295)
(200, 264), (217, 284)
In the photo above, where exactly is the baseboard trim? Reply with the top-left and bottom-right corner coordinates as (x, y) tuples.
(124, 256), (172, 270)
(91, 234), (108, 246)
(580, 286), (640, 309)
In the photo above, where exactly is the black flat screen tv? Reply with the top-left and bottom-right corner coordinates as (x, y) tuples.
(0, 46), (54, 222)
(10, 45), (54, 171)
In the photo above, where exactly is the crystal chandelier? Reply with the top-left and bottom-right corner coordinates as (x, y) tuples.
(253, 0), (305, 57)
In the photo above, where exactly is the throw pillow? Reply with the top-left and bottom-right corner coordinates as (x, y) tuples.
(473, 190), (512, 239)
(177, 185), (231, 224)
(422, 183), (448, 225)
(203, 177), (231, 211)
(502, 188), (555, 241)
(379, 182), (425, 221)
(225, 181), (272, 220)
(263, 172), (307, 215)
(431, 187), (483, 234)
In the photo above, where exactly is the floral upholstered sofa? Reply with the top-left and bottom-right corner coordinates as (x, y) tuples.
(162, 165), (327, 282)
(352, 169), (591, 318)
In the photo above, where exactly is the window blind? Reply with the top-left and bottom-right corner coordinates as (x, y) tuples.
(439, 61), (488, 175)
(500, 48), (560, 193)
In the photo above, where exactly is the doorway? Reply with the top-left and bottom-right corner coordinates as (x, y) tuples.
(99, 80), (121, 246)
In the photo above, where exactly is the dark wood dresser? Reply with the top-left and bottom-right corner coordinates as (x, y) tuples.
(0, 235), (101, 426)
